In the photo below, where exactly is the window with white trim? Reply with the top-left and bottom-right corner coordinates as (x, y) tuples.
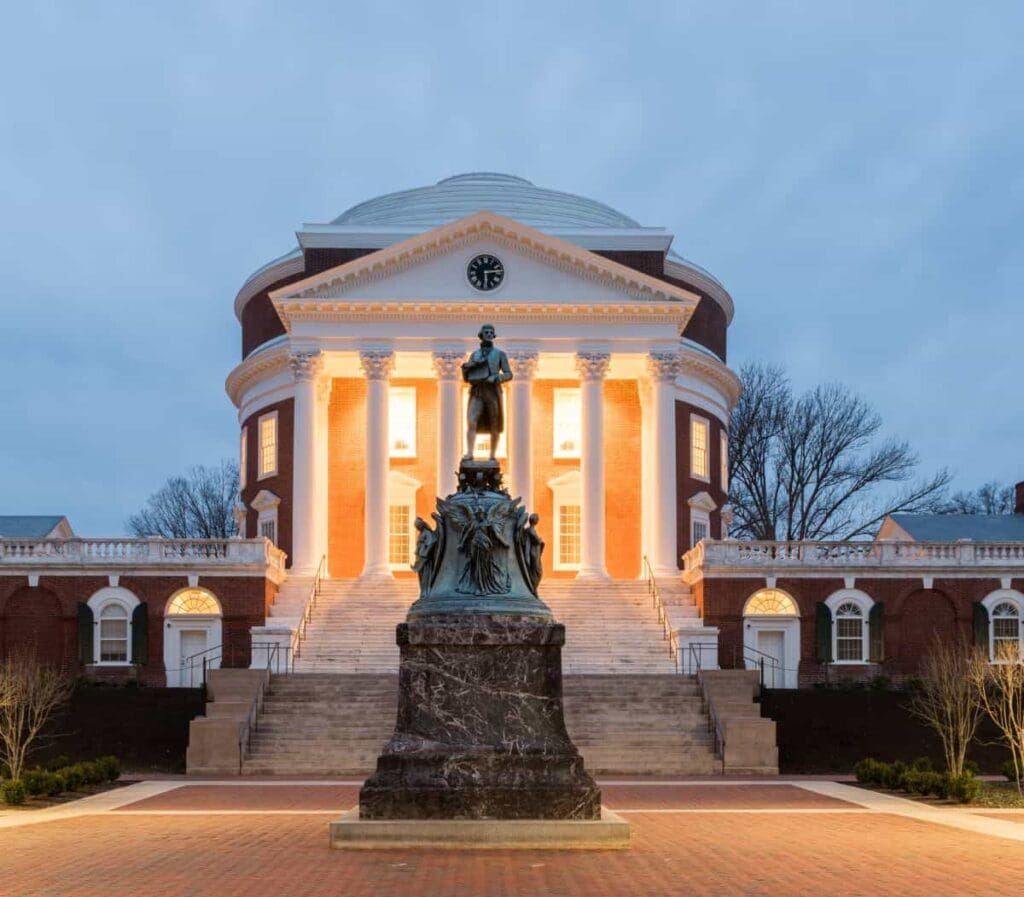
(388, 504), (413, 568)
(240, 428), (248, 489)
(691, 511), (710, 548)
(991, 602), (1021, 661)
(825, 590), (874, 664)
(388, 386), (417, 458)
(691, 415), (709, 481)
(258, 412), (278, 479)
(549, 470), (581, 571)
(552, 388), (582, 459)
(720, 430), (729, 493)
(99, 604), (129, 662)
(251, 489), (280, 548)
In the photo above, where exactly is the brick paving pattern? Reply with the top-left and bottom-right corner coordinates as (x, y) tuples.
(2, 784), (1023, 897)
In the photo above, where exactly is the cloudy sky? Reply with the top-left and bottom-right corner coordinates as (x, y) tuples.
(2, 2), (1022, 535)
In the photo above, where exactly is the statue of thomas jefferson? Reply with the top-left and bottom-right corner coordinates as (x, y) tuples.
(462, 324), (513, 460)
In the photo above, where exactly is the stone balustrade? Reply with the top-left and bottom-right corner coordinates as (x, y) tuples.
(684, 539), (1024, 572)
(0, 537), (286, 575)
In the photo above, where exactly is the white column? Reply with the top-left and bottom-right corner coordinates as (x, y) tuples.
(316, 377), (332, 576)
(360, 350), (395, 580)
(289, 349), (323, 576)
(638, 378), (653, 574)
(432, 351), (463, 497)
(506, 351), (538, 505)
(647, 351), (683, 577)
(575, 351), (610, 581)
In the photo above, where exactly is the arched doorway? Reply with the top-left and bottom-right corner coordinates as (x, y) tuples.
(163, 588), (223, 687)
(742, 588), (801, 689)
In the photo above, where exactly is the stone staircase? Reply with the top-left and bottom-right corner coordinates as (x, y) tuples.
(243, 672), (718, 776)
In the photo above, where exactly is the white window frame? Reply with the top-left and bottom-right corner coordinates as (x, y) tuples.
(86, 587), (140, 666)
(460, 385), (507, 459)
(240, 427), (248, 489)
(720, 430), (729, 494)
(250, 490), (280, 547)
(690, 414), (710, 482)
(691, 510), (710, 548)
(388, 386), (417, 458)
(825, 590), (875, 665)
(257, 410), (278, 480)
(387, 470), (421, 571)
(552, 387), (582, 460)
(982, 590), (1024, 663)
(548, 470), (582, 571)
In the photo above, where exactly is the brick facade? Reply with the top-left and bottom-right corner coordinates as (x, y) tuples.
(241, 397), (295, 564)
(0, 574), (275, 686)
(675, 399), (729, 566)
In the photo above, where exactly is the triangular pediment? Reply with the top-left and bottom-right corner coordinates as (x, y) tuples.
(269, 213), (700, 313)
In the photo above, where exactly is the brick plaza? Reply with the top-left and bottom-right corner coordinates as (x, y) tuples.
(2, 780), (1022, 897)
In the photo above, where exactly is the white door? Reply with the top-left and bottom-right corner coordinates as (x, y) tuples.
(179, 629), (208, 688)
(756, 630), (785, 689)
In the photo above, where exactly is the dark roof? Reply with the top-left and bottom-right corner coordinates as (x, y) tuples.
(889, 513), (1024, 542)
(0, 515), (68, 538)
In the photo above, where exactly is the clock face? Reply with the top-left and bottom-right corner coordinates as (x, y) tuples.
(467, 254), (505, 292)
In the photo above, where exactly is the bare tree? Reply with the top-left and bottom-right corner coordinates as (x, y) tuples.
(940, 481), (1015, 515)
(126, 460), (239, 539)
(906, 637), (984, 777)
(728, 364), (951, 540)
(969, 645), (1024, 794)
(0, 652), (73, 781)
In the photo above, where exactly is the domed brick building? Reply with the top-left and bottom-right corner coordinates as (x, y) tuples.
(228, 172), (739, 582)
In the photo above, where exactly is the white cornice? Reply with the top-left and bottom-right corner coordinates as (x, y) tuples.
(234, 251), (305, 321)
(665, 258), (735, 325)
(226, 344), (290, 408)
(270, 213), (701, 308)
(678, 342), (742, 409)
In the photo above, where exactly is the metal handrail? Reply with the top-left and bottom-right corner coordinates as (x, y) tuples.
(732, 644), (782, 689)
(296, 554), (326, 655)
(642, 555), (679, 672)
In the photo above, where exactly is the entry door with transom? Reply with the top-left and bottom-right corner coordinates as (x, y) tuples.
(179, 629), (208, 687)
(755, 630), (785, 689)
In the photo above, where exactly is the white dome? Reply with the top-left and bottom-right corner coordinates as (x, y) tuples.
(331, 172), (642, 230)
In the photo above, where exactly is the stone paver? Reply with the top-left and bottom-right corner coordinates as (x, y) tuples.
(115, 785), (360, 812)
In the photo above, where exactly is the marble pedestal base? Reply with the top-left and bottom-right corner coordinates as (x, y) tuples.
(359, 615), (601, 821)
(331, 807), (630, 850)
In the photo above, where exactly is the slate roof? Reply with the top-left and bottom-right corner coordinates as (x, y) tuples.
(0, 516), (69, 538)
(888, 513), (1024, 542)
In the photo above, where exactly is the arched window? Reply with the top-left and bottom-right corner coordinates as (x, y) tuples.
(166, 588), (221, 616)
(824, 590), (875, 664)
(99, 604), (129, 662)
(991, 602), (1021, 661)
(744, 589), (798, 617)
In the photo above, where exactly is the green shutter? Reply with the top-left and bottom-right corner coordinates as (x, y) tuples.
(868, 602), (885, 663)
(131, 603), (149, 666)
(973, 603), (990, 651)
(77, 603), (94, 665)
(815, 602), (833, 663)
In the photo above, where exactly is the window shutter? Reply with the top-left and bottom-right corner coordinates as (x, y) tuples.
(815, 602), (833, 663)
(868, 602), (885, 663)
(973, 603), (990, 651)
(77, 603), (94, 666)
(131, 603), (149, 666)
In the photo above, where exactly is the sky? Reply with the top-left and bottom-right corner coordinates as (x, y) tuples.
(1, 2), (1022, 536)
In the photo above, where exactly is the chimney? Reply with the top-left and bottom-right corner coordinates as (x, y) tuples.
(1016, 481), (1024, 515)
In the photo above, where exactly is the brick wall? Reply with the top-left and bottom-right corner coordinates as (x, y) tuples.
(241, 397), (295, 564)
(675, 400), (729, 567)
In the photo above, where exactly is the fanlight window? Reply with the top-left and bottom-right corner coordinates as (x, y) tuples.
(167, 589), (221, 616)
(744, 589), (798, 616)
(992, 602), (1021, 661)
(835, 602), (866, 662)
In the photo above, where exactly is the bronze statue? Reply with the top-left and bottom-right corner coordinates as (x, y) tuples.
(411, 516), (439, 591)
(523, 512), (544, 593)
(462, 324), (513, 460)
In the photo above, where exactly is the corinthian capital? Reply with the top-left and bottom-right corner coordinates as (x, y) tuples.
(289, 350), (324, 382)
(431, 351), (464, 380)
(359, 350), (395, 381)
(507, 351), (539, 380)
(574, 351), (610, 381)
(646, 351), (682, 383)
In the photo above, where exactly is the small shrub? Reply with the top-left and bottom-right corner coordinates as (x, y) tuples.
(42, 771), (66, 797)
(46, 755), (72, 772)
(1003, 759), (1023, 783)
(61, 765), (84, 791)
(921, 772), (947, 797)
(910, 757), (934, 773)
(882, 760), (908, 790)
(963, 759), (980, 776)
(78, 761), (103, 785)
(96, 756), (121, 782)
(854, 758), (887, 785)
(946, 773), (982, 804)
(1, 780), (27, 806)
(22, 769), (47, 797)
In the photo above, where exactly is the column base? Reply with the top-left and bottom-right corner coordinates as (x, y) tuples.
(575, 567), (611, 582)
(359, 565), (394, 582)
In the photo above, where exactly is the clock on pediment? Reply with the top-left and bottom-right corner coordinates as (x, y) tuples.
(466, 254), (505, 292)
